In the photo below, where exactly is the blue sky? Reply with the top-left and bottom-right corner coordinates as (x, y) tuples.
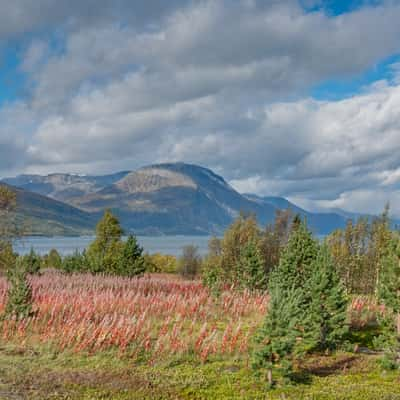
(0, 44), (24, 105)
(0, 0), (400, 216)
(0, 0), (396, 105)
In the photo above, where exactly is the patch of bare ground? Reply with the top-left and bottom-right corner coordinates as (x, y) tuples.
(300, 353), (376, 377)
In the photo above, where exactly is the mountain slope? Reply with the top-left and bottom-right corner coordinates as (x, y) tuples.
(3, 172), (130, 207)
(0, 184), (96, 236)
(75, 163), (277, 235)
(2, 163), (373, 235)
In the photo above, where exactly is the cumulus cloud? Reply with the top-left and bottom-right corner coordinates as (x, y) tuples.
(1, 0), (400, 216)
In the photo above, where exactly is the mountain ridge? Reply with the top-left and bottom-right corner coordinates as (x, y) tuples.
(2, 162), (390, 236)
(0, 183), (96, 236)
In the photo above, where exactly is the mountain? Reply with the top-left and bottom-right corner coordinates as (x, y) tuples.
(0, 184), (96, 236)
(71, 163), (279, 235)
(3, 171), (130, 207)
(2, 162), (378, 236)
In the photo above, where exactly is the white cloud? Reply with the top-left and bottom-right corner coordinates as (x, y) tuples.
(1, 0), (400, 217)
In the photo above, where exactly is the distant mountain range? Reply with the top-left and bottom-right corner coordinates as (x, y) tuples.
(2, 162), (392, 236)
(1, 183), (96, 236)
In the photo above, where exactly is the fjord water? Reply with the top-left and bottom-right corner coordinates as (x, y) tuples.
(14, 236), (211, 257)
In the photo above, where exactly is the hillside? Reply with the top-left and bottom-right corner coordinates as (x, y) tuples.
(0, 184), (96, 236)
(3, 172), (130, 207)
(3, 163), (354, 235)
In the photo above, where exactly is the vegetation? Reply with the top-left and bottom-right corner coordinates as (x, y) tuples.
(253, 222), (321, 385)
(178, 245), (202, 280)
(20, 247), (42, 274)
(0, 202), (399, 398)
(86, 209), (125, 274)
(4, 258), (34, 319)
(375, 234), (400, 368)
(0, 186), (18, 274)
(326, 205), (392, 295)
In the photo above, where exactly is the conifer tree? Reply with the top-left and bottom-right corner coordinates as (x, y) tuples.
(5, 258), (34, 319)
(22, 248), (42, 274)
(87, 209), (124, 274)
(271, 222), (319, 293)
(119, 235), (146, 277)
(376, 236), (400, 368)
(252, 284), (304, 386)
(237, 240), (267, 291)
(252, 221), (318, 385)
(305, 244), (348, 352)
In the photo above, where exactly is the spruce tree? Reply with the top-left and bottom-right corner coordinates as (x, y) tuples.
(237, 240), (267, 291)
(253, 283), (304, 386)
(376, 236), (400, 368)
(5, 258), (34, 319)
(252, 221), (318, 385)
(119, 235), (146, 277)
(23, 248), (42, 274)
(305, 244), (348, 352)
(271, 222), (318, 293)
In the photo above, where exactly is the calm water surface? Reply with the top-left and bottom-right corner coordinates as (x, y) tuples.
(14, 236), (211, 257)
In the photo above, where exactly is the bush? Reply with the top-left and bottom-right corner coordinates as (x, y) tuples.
(61, 250), (88, 274)
(0, 242), (17, 275)
(4, 258), (34, 319)
(43, 248), (62, 269)
(142, 253), (178, 274)
(20, 248), (42, 274)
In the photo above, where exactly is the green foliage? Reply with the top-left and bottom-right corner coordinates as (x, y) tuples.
(201, 237), (224, 293)
(252, 284), (304, 387)
(203, 215), (267, 291)
(253, 222), (318, 386)
(179, 245), (201, 280)
(61, 250), (88, 274)
(4, 258), (34, 319)
(305, 244), (349, 352)
(220, 213), (260, 285)
(44, 248), (62, 269)
(375, 235), (400, 368)
(272, 222), (319, 293)
(86, 209), (125, 274)
(143, 253), (178, 274)
(20, 248), (42, 274)
(0, 186), (18, 275)
(118, 235), (146, 277)
(202, 260), (223, 295)
(235, 240), (267, 291)
(0, 242), (17, 275)
(253, 223), (348, 386)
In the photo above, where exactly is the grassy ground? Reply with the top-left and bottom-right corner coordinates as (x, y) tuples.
(1, 342), (399, 400)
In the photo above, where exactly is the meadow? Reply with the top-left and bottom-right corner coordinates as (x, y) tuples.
(0, 271), (399, 399)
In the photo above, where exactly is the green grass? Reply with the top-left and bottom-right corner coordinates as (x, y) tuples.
(0, 342), (399, 400)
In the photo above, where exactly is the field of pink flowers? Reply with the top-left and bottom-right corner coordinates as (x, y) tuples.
(0, 272), (268, 362)
(0, 272), (381, 364)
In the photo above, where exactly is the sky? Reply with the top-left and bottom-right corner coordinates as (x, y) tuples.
(0, 0), (400, 216)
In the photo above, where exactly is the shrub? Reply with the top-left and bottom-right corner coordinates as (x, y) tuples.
(44, 248), (62, 269)
(20, 248), (42, 274)
(4, 258), (34, 319)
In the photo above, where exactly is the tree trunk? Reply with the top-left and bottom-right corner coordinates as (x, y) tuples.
(396, 313), (400, 336)
(267, 369), (273, 386)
